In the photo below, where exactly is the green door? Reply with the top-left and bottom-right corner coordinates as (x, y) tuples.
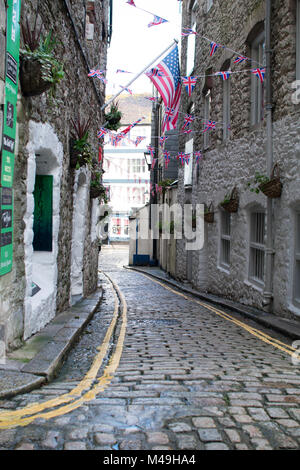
(33, 175), (53, 251)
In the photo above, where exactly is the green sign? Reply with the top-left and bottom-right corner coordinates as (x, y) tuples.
(0, 0), (21, 276)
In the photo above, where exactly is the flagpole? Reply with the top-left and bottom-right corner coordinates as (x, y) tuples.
(101, 39), (178, 111)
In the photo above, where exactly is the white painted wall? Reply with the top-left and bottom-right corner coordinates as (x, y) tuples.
(23, 121), (63, 339)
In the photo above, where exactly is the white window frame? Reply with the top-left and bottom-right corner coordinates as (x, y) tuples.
(219, 210), (231, 270)
(249, 211), (265, 287)
(223, 73), (231, 141)
(250, 31), (265, 125)
(293, 211), (300, 309)
(184, 138), (193, 186)
(297, 0), (300, 81)
(186, 1), (198, 76)
(203, 89), (211, 149)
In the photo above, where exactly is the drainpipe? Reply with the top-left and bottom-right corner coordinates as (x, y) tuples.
(263, 0), (274, 312)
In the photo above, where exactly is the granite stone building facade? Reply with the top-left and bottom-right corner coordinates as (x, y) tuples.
(0, 0), (111, 350)
(174, 0), (300, 319)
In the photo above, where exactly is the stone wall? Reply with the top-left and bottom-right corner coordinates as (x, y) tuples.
(175, 0), (300, 319)
(0, 0), (109, 348)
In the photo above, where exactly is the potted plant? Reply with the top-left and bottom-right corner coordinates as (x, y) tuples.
(247, 164), (282, 198)
(220, 187), (239, 213)
(70, 116), (95, 169)
(158, 179), (175, 194)
(90, 168), (108, 201)
(104, 101), (122, 131)
(20, 15), (64, 97)
(204, 202), (214, 223)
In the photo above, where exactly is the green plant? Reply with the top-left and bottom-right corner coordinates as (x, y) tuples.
(70, 116), (95, 169)
(158, 179), (175, 194)
(104, 101), (122, 131)
(20, 21), (64, 97)
(247, 172), (270, 194)
(90, 168), (108, 203)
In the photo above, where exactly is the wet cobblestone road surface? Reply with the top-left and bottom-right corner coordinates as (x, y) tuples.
(0, 245), (300, 450)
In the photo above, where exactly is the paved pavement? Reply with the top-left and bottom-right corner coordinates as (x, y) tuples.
(0, 244), (300, 450)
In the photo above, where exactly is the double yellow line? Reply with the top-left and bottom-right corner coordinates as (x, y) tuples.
(0, 272), (127, 430)
(137, 271), (296, 357)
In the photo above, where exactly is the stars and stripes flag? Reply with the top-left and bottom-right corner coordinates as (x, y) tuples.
(210, 42), (221, 56)
(148, 15), (168, 28)
(182, 76), (197, 97)
(182, 113), (195, 130)
(251, 68), (265, 83)
(147, 44), (182, 133)
(215, 71), (232, 80)
(203, 120), (216, 132)
(234, 56), (247, 64)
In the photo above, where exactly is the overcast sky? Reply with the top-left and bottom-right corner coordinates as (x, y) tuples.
(105, 0), (182, 96)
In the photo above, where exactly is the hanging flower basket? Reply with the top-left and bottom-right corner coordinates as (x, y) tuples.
(204, 202), (214, 223)
(20, 55), (53, 96)
(69, 138), (88, 169)
(258, 164), (282, 198)
(90, 186), (104, 199)
(220, 187), (239, 213)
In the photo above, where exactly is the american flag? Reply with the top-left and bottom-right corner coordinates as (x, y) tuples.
(251, 68), (265, 83)
(182, 76), (197, 97)
(148, 44), (182, 133)
(148, 15), (168, 28)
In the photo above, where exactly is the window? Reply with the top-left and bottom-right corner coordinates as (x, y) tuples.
(249, 211), (265, 285)
(184, 138), (193, 186)
(127, 159), (145, 174)
(203, 89), (211, 149)
(85, 1), (95, 40)
(186, 1), (198, 75)
(297, 0), (300, 80)
(251, 31), (265, 125)
(222, 64), (231, 141)
(220, 211), (231, 269)
(293, 212), (300, 308)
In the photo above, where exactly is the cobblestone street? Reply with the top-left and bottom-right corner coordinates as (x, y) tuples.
(0, 245), (300, 451)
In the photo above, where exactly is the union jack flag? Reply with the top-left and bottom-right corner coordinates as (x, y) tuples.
(177, 152), (186, 166)
(97, 127), (108, 139)
(151, 158), (157, 170)
(163, 151), (171, 168)
(182, 76), (197, 97)
(210, 42), (221, 57)
(134, 136), (146, 147)
(119, 85), (133, 95)
(148, 15), (168, 28)
(215, 71), (232, 80)
(181, 28), (197, 37)
(234, 56), (247, 64)
(181, 129), (193, 135)
(203, 120), (216, 132)
(120, 117), (145, 136)
(146, 68), (165, 78)
(185, 154), (191, 165)
(147, 145), (155, 159)
(251, 68), (265, 83)
(88, 69), (105, 78)
(194, 151), (203, 163)
(147, 44), (181, 133)
(116, 69), (132, 74)
(164, 107), (174, 125)
(145, 96), (158, 102)
(126, 0), (136, 6)
(160, 136), (168, 148)
(182, 113), (195, 130)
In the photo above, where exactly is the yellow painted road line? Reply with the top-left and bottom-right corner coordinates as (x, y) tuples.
(137, 271), (296, 358)
(0, 272), (127, 429)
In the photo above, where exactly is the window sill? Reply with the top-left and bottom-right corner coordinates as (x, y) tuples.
(244, 278), (264, 293)
(217, 264), (230, 275)
(287, 302), (300, 318)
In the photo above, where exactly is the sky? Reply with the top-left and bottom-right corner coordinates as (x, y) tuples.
(105, 0), (182, 97)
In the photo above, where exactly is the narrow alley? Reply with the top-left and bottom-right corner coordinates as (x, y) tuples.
(0, 245), (299, 451)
